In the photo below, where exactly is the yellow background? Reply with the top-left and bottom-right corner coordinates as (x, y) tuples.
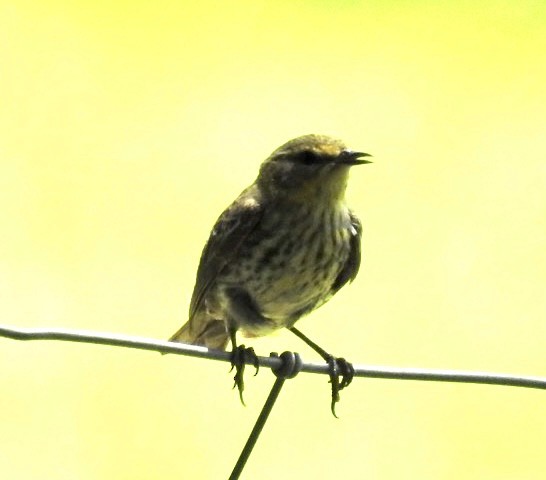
(1, 1), (545, 478)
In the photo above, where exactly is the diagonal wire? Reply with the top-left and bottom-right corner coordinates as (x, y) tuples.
(229, 377), (286, 480)
(1, 324), (545, 390)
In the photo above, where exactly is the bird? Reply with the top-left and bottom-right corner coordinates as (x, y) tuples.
(169, 134), (371, 415)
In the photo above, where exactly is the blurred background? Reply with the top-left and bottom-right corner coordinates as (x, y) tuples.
(1, 0), (545, 478)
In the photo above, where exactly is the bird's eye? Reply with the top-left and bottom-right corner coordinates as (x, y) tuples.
(297, 150), (321, 165)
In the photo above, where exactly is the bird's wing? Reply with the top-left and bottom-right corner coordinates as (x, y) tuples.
(331, 210), (362, 293)
(189, 185), (264, 321)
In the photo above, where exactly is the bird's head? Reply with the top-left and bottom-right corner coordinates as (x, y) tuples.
(256, 134), (371, 202)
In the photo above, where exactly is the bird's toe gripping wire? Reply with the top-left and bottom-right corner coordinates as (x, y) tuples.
(288, 327), (354, 417)
(230, 344), (259, 405)
(325, 355), (355, 418)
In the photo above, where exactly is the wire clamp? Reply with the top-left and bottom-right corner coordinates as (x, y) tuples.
(270, 351), (303, 379)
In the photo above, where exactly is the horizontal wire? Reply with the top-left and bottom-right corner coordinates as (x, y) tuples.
(1, 324), (545, 390)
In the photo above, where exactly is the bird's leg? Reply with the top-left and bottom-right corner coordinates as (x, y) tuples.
(289, 326), (354, 417)
(225, 287), (267, 405)
(229, 327), (259, 406)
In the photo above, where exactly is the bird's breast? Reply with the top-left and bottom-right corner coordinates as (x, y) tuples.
(220, 202), (352, 331)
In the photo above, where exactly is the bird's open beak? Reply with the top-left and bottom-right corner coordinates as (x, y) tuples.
(338, 150), (373, 166)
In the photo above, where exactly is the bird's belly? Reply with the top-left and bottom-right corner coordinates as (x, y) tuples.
(218, 205), (352, 336)
(237, 262), (340, 339)
(254, 267), (333, 319)
(245, 231), (350, 327)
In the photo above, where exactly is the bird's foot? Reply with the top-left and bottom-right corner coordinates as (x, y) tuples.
(325, 355), (355, 418)
(230, 345), (259, 405)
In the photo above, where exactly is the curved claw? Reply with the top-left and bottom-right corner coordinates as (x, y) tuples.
(325, 355), (354, 418)
(230, 345), (259, 406)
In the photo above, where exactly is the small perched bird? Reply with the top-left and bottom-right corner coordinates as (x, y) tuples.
(169, 134), (371, 414)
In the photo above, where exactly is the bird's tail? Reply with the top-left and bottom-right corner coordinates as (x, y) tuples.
(169, 313), (229, 351)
